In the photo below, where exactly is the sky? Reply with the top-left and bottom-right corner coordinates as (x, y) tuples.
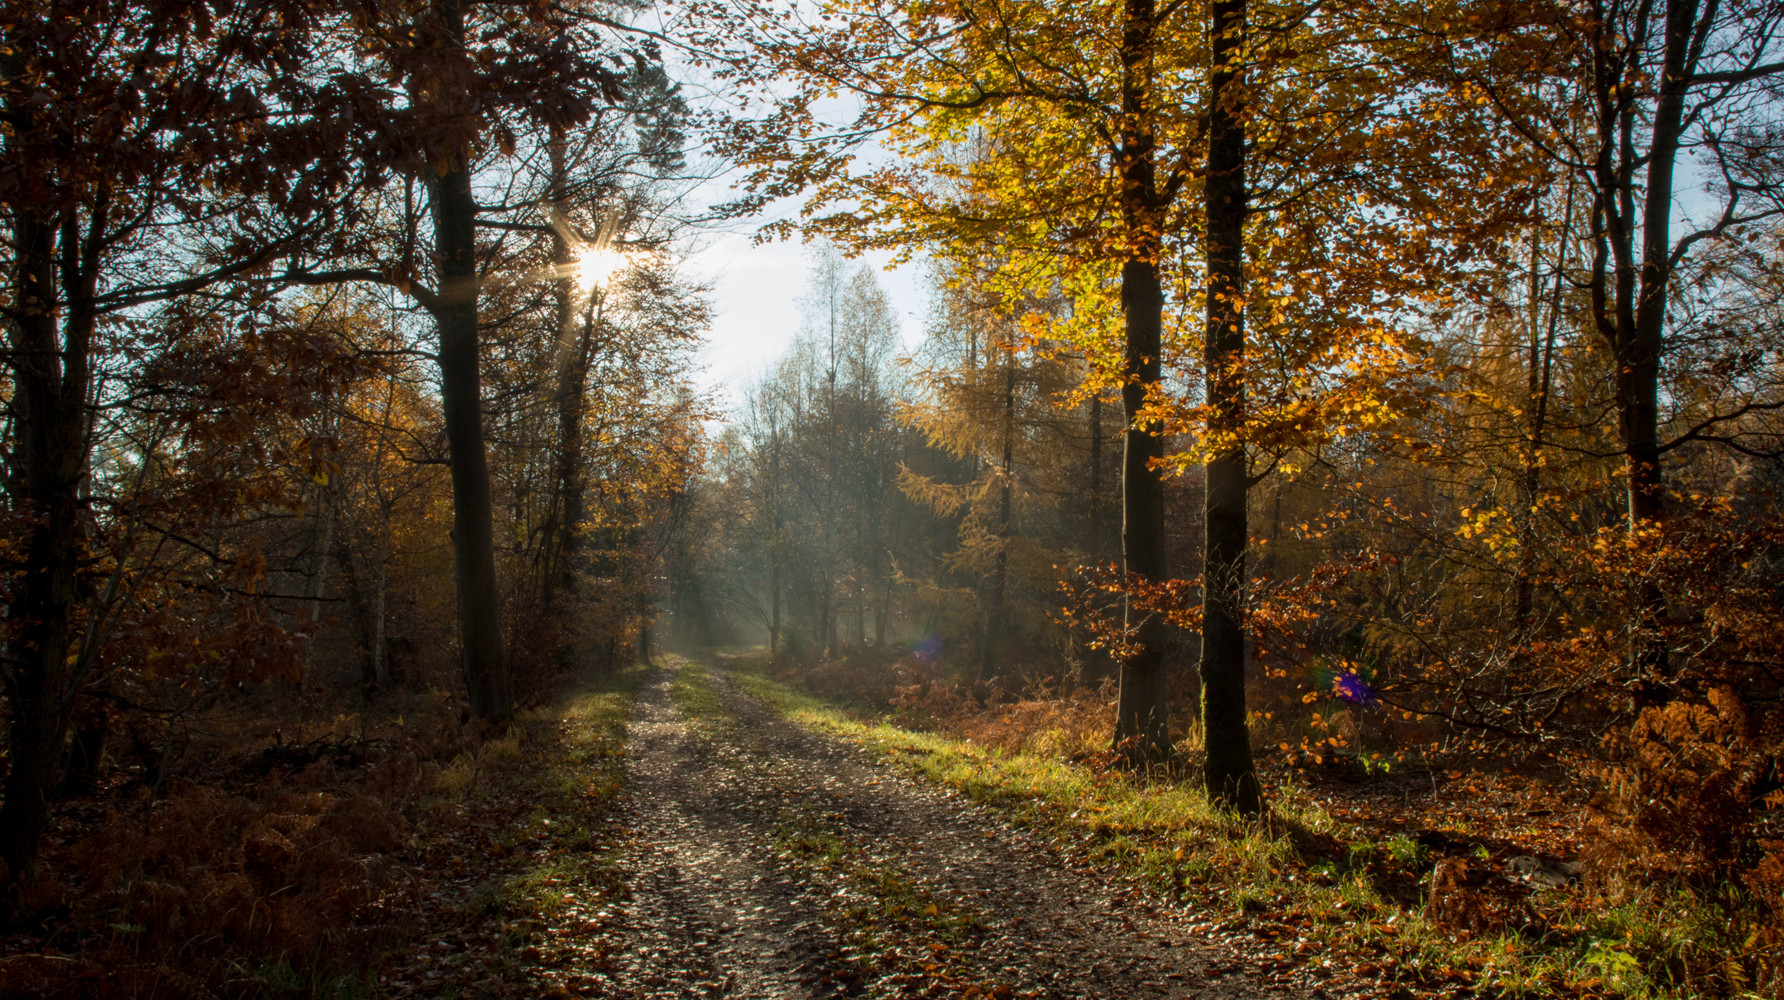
(685, 229), (930, 413)
(644, 5), (931, 416)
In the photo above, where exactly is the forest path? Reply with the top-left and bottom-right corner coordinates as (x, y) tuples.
(586, 655), (1338, 1000)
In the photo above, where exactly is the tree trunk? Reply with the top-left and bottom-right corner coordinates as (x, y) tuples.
(1, 204), (97, 883)
(542, 127), (590, 610)
(302, 484), (336, 680)
(769, 422), (782, 655)
(430, 0), (511, 722)
(1587, 0), (1701, 700)
(372, 498), (393, 690)
(981, 346), (1017, 680)
(769, 550), (781, 655)
(1516, 181), (1571, 628)
(1111, 0), (1172, 765)
(1625, 0), (1696, 527)
(1201, 0), (1261, 814)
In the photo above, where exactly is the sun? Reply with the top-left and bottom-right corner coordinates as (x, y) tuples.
(573, 246), (625, 292)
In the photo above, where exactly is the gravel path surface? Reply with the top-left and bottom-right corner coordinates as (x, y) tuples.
(588, 657), (1364, 1000)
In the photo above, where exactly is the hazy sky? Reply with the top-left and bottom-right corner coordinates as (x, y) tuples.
(651, 6), (931, 415)
(687, 229), (929, 412)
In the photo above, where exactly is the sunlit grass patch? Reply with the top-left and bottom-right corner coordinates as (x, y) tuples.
(726, 658), (1773, 1000)
(667, 657), (728, 729)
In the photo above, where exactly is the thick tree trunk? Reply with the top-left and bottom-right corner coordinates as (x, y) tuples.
(1201, 0), (1261, 814)
(1587, 0), (1700, 700)
(1111, 0), (1171, 765)
(1, 206), (96, 882)
(429, 1), (511, 722)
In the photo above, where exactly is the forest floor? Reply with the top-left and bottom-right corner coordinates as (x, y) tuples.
(5, 650), (1755, 999)
(581, 654), (1366, 1000)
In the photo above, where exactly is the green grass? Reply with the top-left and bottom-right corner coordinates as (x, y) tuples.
(425, 663), (646, 994)
(725, 658), (1777, 1000)
(667, 657), (727, 729)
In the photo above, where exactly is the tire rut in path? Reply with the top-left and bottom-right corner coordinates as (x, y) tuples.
(597, 658), (1349, 999)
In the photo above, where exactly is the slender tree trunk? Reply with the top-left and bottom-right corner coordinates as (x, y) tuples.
(1088, 392), (1103, 545)
(875, 580), (890, 648)
(302, 484), (336, 680)
(1077, 393), (1118, 689)
(372, 498), (393, 689)
(1625, 0), (1696, 527)
(1201, 0), (1261, 813)
(981, 346), (1016, 680)
(429, 0), (511, 722)
(1, 204), (97, 883)
(1111, 0), (1172, 764)
(769, 422), (782, 655)
(769, 551), (781, 654)
(542, 127), (591, 610)
(546, 302), (593, 606)
(1516, 181), (1571, 627)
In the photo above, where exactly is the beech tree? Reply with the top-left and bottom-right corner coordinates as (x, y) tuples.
(284, 0), (642, 721)
(699, 0), (1526, 809)
(0, 0), (383, 883)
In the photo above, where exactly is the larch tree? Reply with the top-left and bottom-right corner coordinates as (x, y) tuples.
(898, 263), (1096, 680)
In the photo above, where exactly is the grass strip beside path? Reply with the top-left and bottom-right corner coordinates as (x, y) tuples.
(726, 659), (1765, 1000)
(386, 664), (647, 999)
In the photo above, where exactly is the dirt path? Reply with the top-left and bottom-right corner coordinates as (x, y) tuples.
(585, 658), (1361, 1000)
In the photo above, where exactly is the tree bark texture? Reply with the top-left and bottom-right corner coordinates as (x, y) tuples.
(1201, 0), (1262, 814)
(430, 0), (512, 722)
(1111, 0), (1172, 764)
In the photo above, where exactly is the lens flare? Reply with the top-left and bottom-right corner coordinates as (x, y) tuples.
(574, 246), (625, 291)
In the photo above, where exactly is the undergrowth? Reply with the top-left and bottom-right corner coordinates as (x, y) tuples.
(728, 655), (1779, 1000)
(0, 665), (645, 1000)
